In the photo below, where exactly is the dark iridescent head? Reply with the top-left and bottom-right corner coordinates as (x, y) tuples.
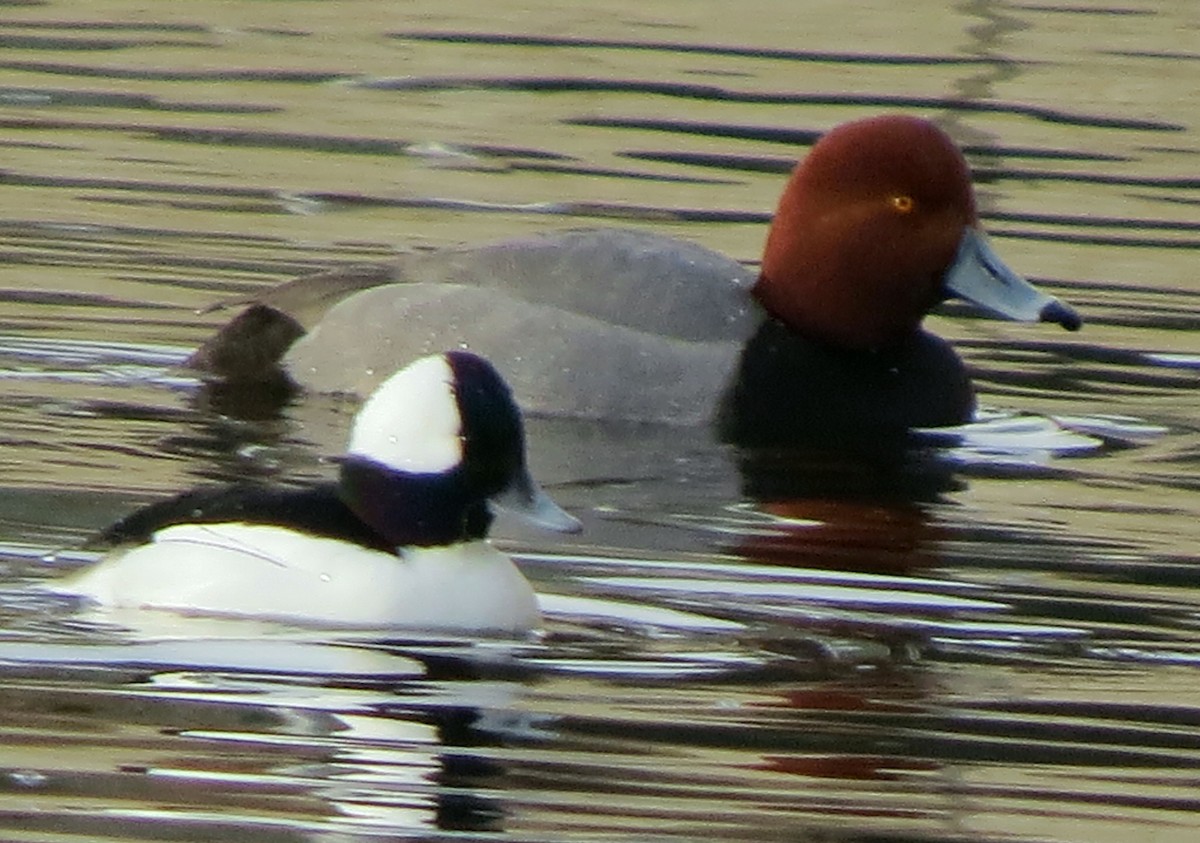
(338, 351), (580, 547)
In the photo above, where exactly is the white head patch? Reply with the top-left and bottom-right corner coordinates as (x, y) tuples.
(347, 355), (462, 473)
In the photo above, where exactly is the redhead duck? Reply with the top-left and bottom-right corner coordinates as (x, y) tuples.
(56, 351), (581, 632)
(188, 115), (1080, 442)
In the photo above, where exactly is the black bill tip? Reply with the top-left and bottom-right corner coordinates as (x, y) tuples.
(1039, 299), (1083, 332)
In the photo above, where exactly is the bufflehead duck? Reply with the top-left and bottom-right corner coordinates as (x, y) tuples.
(188, 115), (1081, 442)
(59, 351), (581, 633)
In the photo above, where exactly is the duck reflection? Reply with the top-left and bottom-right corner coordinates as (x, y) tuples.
(747, 678), (942, 786)
(0, 634), (549, 836)
(725, 439), (961, 577)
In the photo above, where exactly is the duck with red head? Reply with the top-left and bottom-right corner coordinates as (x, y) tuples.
(759, 115), (980, 351)
(723, 115), (1079, 442)
(189, 114), (1080, 445)
(759, 115), (1077, 349)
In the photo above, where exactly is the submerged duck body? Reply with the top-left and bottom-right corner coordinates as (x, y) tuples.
(190, 115), (1081, 441)
(60, 352), (580, 632)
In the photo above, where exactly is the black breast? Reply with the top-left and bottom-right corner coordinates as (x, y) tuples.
(717, 319), (975, 445)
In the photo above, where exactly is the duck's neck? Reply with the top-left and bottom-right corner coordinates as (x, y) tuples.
(337, 456), (492, 548)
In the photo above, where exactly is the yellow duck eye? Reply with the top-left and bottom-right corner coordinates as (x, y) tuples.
(890, 195), (916, 214)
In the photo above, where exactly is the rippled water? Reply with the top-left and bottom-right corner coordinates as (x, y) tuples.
(0, 2), (1198, 841)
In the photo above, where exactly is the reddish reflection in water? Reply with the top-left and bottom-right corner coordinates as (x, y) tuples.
(729, 498), (946, 576)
